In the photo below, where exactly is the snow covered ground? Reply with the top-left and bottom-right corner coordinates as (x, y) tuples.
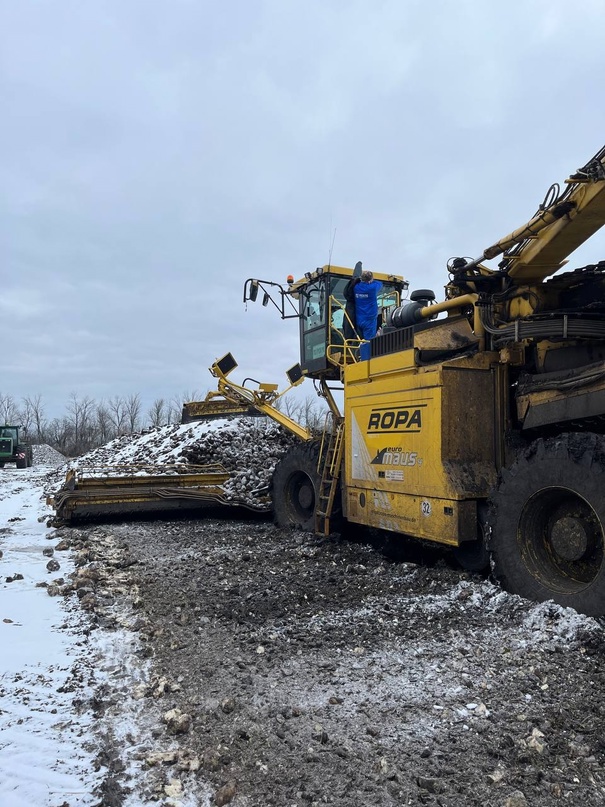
(0, 462), (103, 805)
(0, 456), (203, 807)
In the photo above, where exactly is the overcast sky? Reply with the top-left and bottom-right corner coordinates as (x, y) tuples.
(2, 0), (605, 420)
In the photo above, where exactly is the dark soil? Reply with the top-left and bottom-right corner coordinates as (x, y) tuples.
(62, 515), (605, 807)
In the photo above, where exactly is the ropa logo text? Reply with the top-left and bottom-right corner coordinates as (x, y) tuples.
(367, 407), (423, 433)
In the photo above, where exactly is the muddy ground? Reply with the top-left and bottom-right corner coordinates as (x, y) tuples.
(54, 512), (605, 807)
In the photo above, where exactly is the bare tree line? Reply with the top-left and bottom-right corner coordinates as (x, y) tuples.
(0, 391), (200, 457)
(1, 389), (327, 457)
(273, 392), (329, 433)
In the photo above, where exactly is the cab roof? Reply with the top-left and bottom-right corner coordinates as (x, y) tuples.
(286, 264), (407, 294)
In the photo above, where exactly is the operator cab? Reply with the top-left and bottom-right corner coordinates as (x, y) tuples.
(298, 266), (406, 379)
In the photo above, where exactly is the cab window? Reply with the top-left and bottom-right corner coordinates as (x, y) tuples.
(302, 284), (325, 328)
(300, 279), (328, 368)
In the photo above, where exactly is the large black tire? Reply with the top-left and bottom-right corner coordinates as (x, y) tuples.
(488, 433), (605, 616)
(272, 442), (321, 531)
(16, 456), (27, 469)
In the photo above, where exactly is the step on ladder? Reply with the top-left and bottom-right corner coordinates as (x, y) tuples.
(314, 416), (345, 536)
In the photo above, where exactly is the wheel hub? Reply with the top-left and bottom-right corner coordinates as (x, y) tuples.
(550, 516), (590, 561)
(297, 482), (313, 510)
(515, 486), (604, 592)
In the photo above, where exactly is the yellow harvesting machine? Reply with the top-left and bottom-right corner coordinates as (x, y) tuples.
(51, 143), (605, 616)
(205, 144), (605, 615)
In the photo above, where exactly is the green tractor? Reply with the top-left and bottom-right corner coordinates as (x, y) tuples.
(0, 426), (33, 469)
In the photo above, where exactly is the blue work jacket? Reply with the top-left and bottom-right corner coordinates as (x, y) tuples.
(354, 280), (382, 323)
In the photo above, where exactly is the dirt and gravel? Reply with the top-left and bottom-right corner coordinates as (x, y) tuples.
(52, 513), (605, 807)
(29, 426), (605, 805)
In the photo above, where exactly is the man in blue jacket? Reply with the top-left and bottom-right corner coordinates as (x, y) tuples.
(354, 270), (382, 360)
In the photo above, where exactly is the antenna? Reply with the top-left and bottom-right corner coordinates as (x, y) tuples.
(328, 225), (337, 268)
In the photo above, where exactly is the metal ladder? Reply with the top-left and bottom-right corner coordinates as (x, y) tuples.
(314, 416), (345, 536)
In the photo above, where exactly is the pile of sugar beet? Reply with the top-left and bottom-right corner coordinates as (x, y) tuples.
(53, 416), (298, 507)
